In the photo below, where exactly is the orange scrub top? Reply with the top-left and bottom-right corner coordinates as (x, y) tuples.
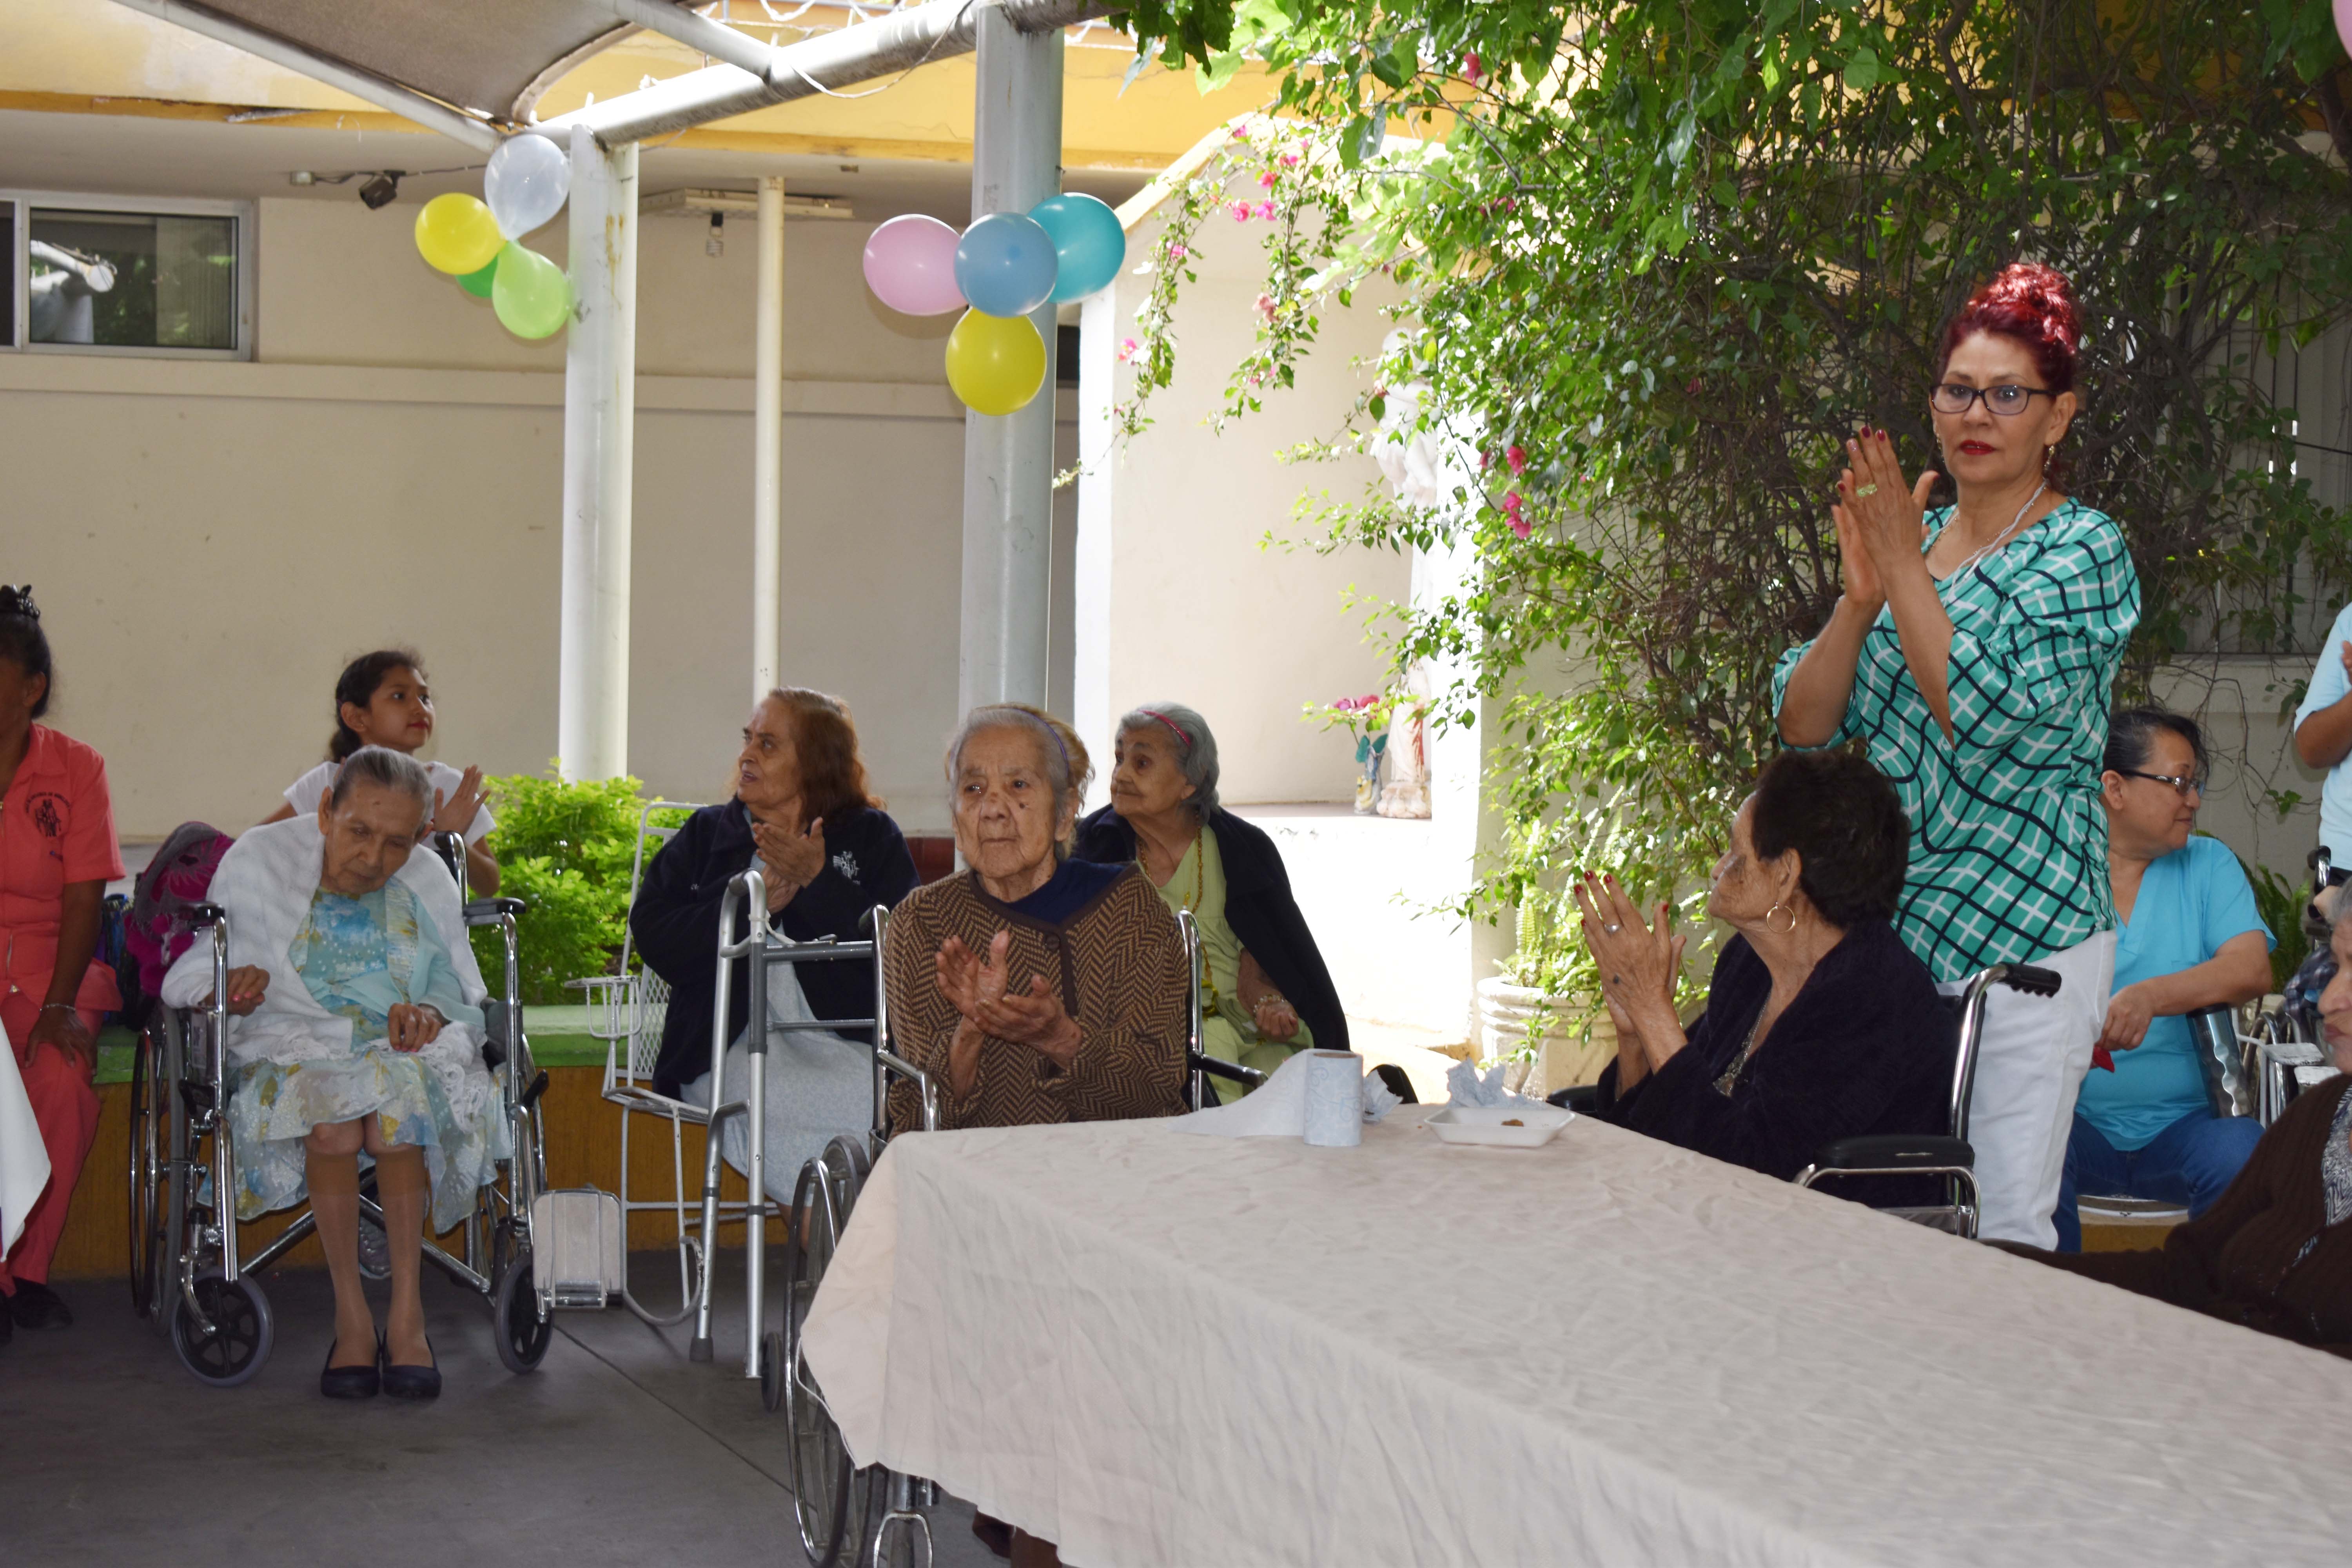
(1, 724), (127, 1017)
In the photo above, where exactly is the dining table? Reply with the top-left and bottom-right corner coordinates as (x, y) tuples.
(802, 1102), (2352, 1567)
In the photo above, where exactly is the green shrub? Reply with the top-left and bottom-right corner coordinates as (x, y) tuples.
(2242, 857), (2315, 995)
(466, 766), (691, 1006)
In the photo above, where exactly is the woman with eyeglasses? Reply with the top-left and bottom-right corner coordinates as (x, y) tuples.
(1773, 262), (2142, 1248)
(2050, 708), (2272, 1251)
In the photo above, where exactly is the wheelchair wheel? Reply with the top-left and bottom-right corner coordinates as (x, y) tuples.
(126, 1023), (167, 1319)
(170, 1270), (274, 1387)
(355, 1169), (391, 1282)
(760, 1328), (786, 1412)
(782, 1163), (863, 1568)
(493, 1248), (553, 1374)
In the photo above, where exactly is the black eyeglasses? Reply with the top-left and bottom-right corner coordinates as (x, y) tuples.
(2116, 768), (2204, 799)
(1929, 383), (2059, 417)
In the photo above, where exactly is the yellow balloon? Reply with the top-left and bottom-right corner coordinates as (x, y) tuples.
(414, 193), (505, 276)
(944, 309), (1047, 416)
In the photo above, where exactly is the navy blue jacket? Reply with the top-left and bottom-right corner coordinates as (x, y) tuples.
(631, 800), (918, 1097)
(1072, 804), (1348, 1054)
(1591, 918), (1954, 1206)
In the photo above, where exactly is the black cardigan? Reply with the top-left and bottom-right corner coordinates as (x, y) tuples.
(1591, 918), (1954, 1206)
(631, 800), (918, 1097)
(1072, 804), (1348, 1054)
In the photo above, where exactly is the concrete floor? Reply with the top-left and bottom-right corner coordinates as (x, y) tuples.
(2, 1254), (999, 1568)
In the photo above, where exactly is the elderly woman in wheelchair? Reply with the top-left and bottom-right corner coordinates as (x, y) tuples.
(1575, 750), (1955, 1201)
(161, 746), (505, 1401)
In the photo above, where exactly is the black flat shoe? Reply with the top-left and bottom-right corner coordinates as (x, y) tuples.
(382, 1335), (440, 1401)
(7, 1280), (72, 1330)
(321, 1332), (382, 1400)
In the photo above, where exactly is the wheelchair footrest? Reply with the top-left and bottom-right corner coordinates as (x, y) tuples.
(529, 1188), (626, 1308)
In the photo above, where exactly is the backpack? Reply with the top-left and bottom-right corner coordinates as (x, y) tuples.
(124, 821), (236, 1014)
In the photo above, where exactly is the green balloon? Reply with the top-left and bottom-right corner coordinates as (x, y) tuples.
(457, 253), (501, 299)
(492, 243), (572, 339)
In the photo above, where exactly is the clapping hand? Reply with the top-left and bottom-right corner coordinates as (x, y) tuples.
(1572, 873), (1685, 1028)
(936, 931), (1080, 1058)
(753, 816), (826, 913)
(1837, 428), (1938, 588)
(431, 765), (486, 838)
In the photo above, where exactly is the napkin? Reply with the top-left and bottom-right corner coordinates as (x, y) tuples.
(1445, 1056), (1523, 1108)
(1171, 1051), (1395, 1138)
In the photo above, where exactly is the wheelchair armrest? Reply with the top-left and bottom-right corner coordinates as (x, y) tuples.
(464, 896), (528, 923)
(1811, 1134), (1974, 1171)
(1190, 1052), (1267, 1086)
(1998, 964), (2062, 998)
(1547, 1084), (1602, 1114)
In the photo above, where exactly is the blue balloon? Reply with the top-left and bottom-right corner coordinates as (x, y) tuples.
(954, 212), (1058, 318)
(1030, 192), (1127, 302)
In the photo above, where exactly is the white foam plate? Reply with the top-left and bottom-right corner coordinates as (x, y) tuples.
(1425, 1102), (1573, 1148)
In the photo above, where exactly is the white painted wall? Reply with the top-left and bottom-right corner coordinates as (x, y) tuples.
(3, 196), (1078, 837)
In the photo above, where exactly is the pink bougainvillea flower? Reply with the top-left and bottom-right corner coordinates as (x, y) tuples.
(1254, 292), (1277, 321)
(1259, 170), (1278, 188)
(1232, 201), (1254, 222)
(1508, 513), (1532, 540)
(1230, 124), (1249, 141)
(1506, 444), (1528, 475)
(1256, 200), (1278, 220)
(1503, 490), (1530, 538)
(1464, 52), (1483, 82)
(1479, 448), (1492, 471)
(1116, 337), (1139, 363)
(1167, 242), (1188, 261)
(1281, 151), (1301, 168)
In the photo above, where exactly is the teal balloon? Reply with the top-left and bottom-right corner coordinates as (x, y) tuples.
(954, 212), (1058, 318)
(492, 243), (572, 339)
(457, 252), (501, 299)
(1030, 192), (1125, 302)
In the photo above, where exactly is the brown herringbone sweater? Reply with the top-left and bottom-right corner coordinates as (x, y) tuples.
(884, 863), (1188, 1134)
(2010, 1075), (2352, 1359)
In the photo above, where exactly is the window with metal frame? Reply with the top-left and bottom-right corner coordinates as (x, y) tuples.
(2, 192), (253, 359)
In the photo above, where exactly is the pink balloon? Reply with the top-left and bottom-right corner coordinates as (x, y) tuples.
(862, 214), (965, 316)
(2339, 0), (2352, 60)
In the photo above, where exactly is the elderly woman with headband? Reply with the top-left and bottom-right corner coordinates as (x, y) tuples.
(1773, 261), (2141, 1248)
(1074, 702), (1348, 1100)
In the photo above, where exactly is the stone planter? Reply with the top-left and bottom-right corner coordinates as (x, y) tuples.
(1475, 975), (1616, 1100)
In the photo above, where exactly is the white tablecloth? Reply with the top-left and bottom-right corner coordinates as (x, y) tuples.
(0, 1016), (53, 1254)
(802, 1106), (2352, 1568)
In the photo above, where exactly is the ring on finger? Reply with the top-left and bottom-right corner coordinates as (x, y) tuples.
(1854, 483), (1879, 497)
(1604, 923), (1622, 935)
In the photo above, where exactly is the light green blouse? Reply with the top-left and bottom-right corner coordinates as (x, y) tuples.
(1149, 824), (1311, 1099)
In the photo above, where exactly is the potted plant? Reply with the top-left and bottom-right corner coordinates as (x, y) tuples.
(1318, 692), (1390, 814)
(1477, 891), (1618, 1098)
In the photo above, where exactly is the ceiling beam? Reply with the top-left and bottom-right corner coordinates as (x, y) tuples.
(553, 0), (1114, 146)
(107, 0), (503, 152)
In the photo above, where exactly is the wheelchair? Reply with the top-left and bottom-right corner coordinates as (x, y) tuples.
(125, 833), (552, 1386)
(773, 906), (1255, 1568)
(1550, 960), (2064, 1240)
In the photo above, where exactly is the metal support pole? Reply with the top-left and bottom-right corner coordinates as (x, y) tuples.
(752, 175), (786, 701)
(957, 3), (1064, 714)
(558, 128), (639, 780)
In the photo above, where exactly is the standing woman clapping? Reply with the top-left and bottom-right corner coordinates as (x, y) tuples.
(1773, 263), (2141, 1248)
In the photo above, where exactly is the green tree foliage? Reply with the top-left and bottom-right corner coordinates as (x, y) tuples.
(468, 769), (688, 1005)
(1116, 2), (2352, 996)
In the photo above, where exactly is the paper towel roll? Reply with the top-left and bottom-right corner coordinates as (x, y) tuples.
(1302, 1049), (1363, 1147)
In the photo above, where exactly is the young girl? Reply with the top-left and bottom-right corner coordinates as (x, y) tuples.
(263, 650), (499, 895)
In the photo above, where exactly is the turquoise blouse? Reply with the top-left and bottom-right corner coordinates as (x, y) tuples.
(291, 879), (482, 1046)
(1771, 499), (2140, 982)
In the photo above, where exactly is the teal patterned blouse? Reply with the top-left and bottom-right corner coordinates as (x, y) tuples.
(1771, 499), (2140, 983)
(290, 879), (481, 1046)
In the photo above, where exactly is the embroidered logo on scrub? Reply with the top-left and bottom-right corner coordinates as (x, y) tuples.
(26, 791), (67, 839)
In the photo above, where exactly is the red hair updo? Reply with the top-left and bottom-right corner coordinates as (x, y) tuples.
(1938, 262), (2082, 394)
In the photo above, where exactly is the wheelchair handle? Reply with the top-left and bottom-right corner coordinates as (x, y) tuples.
(190, 901), (227, 927)
(1996, 963), (2062, 998)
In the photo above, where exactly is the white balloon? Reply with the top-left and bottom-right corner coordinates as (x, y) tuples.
(485, 134), (571, 241)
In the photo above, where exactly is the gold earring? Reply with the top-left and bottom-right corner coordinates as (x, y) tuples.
(1764, 901), (1797, 935)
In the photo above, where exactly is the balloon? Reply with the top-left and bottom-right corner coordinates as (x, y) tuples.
(2339, 0), (2352, 59)
(1029, 192), (1126, 302)
(414, 192), (504, 275)
(862, 214), (965, 316)
(485, 133), (572, 240)
(954, 212), (1058, 319)
(492, 244), (572, 339)
(944, 310), (1047, 416)
(456, 253), (501, 299)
